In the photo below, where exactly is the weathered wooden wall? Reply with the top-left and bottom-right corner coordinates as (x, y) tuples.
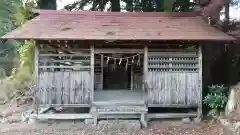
(147, 72), (199, 105)
(38, 71), (91, 104)
(36, 45), (93, 106)
(146, 48), (201, 106)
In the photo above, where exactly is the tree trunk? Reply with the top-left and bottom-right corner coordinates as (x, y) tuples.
(39, 0), (56, 10)
(156, 0), (164, 11)
(141, 0), (154, 12)
(223, 2), (230, 32)
(99, 0), (105, 11)
(126, 0), (133, 12)
(110, 0), (121, 12)
(91, 0), (98, 11)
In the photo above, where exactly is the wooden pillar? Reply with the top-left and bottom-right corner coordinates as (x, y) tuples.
(143, 46), (148, 92)
(34, 43), (39, 114)
(100, 54), (104, 90)
(198, 45), (203, 118)
(90, 45), (95, 102)
(130, 65), (134, 90)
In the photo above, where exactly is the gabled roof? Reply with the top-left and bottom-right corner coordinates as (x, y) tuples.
(0, 10), (235, 41)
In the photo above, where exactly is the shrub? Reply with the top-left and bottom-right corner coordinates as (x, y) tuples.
(203, 85), (228, 117)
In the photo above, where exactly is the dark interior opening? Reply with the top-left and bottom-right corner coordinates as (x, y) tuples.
(94, 52), (143, 90)
(103, 60), (131, 90)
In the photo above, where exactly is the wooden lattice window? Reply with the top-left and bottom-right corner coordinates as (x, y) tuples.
(39, 49), (91, 72)
(148, 50), (198, 72)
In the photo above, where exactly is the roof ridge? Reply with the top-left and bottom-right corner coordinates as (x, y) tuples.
(37, 10), (201, 17)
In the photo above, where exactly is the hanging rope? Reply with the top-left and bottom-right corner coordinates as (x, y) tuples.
(96, 53), (141, 70)
(96, 53), (139, 60)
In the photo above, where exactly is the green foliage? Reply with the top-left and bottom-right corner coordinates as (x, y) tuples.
(0, 40), (35, 104)
(203, 85), (228, 117)
(0, 0), (21, 35)
(0, 68), (6, 79)
(204, 91), (228, 109)
(18, 40), (35, 73)
(0, 0), (36, 104)
(0, 0), (24, 76)
(0, 40), (20, 76)
(13, 3), (34, 26)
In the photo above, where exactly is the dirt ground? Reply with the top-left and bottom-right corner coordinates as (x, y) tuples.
(0, 119), (230, 135)
(0, 103), (231, 135)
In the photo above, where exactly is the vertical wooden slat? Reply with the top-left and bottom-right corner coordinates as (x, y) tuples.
(147, 49), (200, 106)
(90, 45), (95, 102)
(34, 44), (39, 114)
(48, 72), (53, 105)
(198, 45), (203, 118)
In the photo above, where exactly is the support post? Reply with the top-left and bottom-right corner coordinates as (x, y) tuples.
(90, 45), (95, 102)
(100, 54), (104, 90)
(143, 46), (148, 92)
(197, 45), (203, 119)
(34, 43), (39, 114)
(131, 65), (133, 90)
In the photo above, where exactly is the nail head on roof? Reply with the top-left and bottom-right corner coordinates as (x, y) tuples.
(61, 27), (71, 31)
(106, 31), (115, 35)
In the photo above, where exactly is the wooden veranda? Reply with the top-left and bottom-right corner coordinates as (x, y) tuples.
(0, 10), (235, 127)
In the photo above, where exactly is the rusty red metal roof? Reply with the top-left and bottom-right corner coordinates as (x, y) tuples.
(0, 10), (235, 41)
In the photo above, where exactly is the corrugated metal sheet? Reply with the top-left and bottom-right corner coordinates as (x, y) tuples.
(1, 10), (234, 41)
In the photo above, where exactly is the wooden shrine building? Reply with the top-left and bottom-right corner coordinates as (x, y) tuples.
(1, 10), (235, 127)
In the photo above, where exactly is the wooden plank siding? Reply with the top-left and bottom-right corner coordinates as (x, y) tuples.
(38, 71), (91, 104)
(146, 49), (200, 106)
(36, 46), (93, 105)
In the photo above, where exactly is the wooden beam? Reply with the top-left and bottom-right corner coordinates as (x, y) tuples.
(148, 59), (198, 64)
(39, 66), (90, 69)
(39, 53), (90, 57)
(148, 104), (198, 108)
(96, 112), (147, 115)
(147, 113), (198, 119)
(148, 66), (199, 69)
(92, 101), (145, 106)
(39, 104), (90, 108)
(148, 53), (197, 57)
(35, 113), (93, 120)
(39, 59), (90, 63)
(94, 49), (144, 54)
